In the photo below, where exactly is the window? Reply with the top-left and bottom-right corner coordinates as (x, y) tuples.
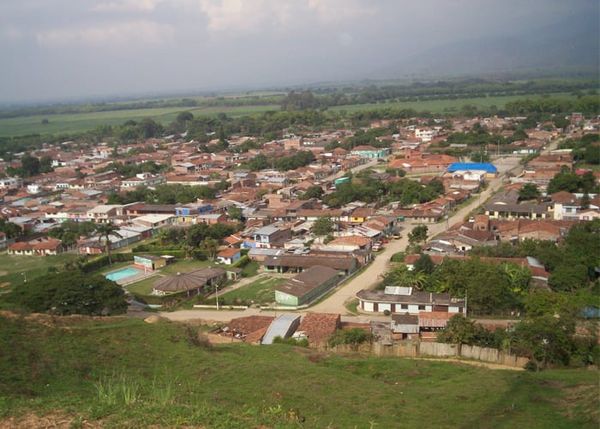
(401, 304), (408, 310)
(418, 305), (426, 310)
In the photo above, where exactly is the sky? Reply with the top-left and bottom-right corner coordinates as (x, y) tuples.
(0, 0), (597, 104)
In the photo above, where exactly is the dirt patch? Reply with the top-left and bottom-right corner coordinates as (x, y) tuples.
(0, 412), (101, 429)
(0, 270), (8, 276)
(0, 282), (9, 288)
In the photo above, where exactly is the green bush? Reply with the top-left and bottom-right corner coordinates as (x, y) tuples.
(328, 328), (372, 348)
(390, 251), (406, 263)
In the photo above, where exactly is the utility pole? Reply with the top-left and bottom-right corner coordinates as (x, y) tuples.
(215, 283), (219, 311)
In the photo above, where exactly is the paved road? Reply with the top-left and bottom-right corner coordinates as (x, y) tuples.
(310, 156), (522, 314)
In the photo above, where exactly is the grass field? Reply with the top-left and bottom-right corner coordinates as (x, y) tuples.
(329, 92), (575, 114)
(0, 315), (597, 428)
(220, 277), (284, 305)
(0, 104), (279, 137)
(0, 252), (78, 288)
(0, 92), (579, 137)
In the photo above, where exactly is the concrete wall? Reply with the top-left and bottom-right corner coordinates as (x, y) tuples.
(321, 342), (528, 368)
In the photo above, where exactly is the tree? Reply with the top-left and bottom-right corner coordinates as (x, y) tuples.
(408, 225), (428, 245)
(312, 217), (334, 236)
(518, 183), (540, 201)
(512, 315), (575, 369)
(95, 223), (121, 265)
(227, 205), (243, 221)
(176, 111), (194, 123)
(201, 238), (219, 260)
(437, 315), (480, 345)
(9, 271), (127, 316)
(20, 153), (40, 177)
(299, 185), (324, 200)
(414, 254), (435, 274)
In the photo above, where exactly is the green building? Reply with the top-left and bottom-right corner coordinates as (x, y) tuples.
(275, 265), (340, 306)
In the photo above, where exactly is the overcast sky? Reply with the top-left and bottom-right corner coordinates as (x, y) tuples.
(0, 0), (596, 104)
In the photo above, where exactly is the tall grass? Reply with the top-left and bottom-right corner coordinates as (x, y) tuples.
(94, 372), (178, 407)
(94, 374), (140, 406)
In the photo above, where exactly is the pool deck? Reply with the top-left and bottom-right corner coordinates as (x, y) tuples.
(105, 266), (158, 286)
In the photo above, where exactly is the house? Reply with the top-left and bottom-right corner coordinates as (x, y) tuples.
(447, 162), (498, 178)
(264, 253), (357, 275)
(350, 145), (390, 159)
(8, 237), (65, 256)
(132, 214), (175, 229)
(252, 224), (292, 249)
(295, 313), (341, 346)
(152, 267), (226, 296)
(133, 254), (168, 271)
(217, 248), (241, 265)
(356, 286), (466, 315)
(197, 213), (227, 225)
(261, 314), (302, 344)
(484, 190), (552, 220)
(224, 315), (275, 343)
(390, 314), (419, 340)
(87, 205), (121, 223)
(275, 265), (341, 306)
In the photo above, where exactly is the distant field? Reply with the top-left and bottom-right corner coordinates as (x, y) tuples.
(220, 276), (284, 305)
(0, 92), (579, 137)
(0, 316), (597, 428)
(329, 92), (575, 114)
(0, 104), (279, 137)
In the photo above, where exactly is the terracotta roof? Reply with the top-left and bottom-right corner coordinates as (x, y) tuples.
(217, 247), (241, 258)
(297, 312), (341, 345)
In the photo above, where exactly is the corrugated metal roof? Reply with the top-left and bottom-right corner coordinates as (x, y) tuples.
(448, 162), (497, 173)
(261, 314), (301, 345)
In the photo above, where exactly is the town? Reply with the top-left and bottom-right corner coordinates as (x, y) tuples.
(0, 107), (598, 349)
(1, 1), (599, 427)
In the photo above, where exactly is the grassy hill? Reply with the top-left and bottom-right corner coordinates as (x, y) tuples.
(0, 314), (597, 428)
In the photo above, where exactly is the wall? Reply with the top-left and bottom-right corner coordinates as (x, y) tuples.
(321, 342), (529, 368)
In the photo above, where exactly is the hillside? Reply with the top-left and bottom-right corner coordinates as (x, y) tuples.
(0, 313), (597, 428)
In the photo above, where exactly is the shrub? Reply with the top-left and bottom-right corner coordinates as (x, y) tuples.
(9, 271), (127, 315)
(328, 328), (372, 349)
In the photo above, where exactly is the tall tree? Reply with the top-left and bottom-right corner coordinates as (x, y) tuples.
(95, 223), (121, 265)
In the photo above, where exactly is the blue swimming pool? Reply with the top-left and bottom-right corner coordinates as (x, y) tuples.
(105, 267), (142, 282)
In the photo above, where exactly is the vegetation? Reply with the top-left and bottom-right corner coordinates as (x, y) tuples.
(1, 316), (598, 428)
(107, 184), (219, 205)
(323, 173), (444, 207)
(7, 271), (127, 315)
(547, 167), (598, 194)
(518, 183), (541, 201)
(559, 133), (600, 165)
(408, 225), (429, 246)
(311, 217), (334, 236)
(219, 277), (284, 305)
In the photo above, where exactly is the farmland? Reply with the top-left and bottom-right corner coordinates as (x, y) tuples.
(0, 91), (580, 138)
(0, 104), (279, 137)
(0, 315), (597, 428)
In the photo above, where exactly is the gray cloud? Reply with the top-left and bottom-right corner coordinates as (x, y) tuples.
(0, 0), (596, 103)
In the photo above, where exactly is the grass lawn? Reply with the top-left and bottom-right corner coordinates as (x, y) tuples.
(124, 275), (160, 296)
(0, 315), (597, 428)
(0, 252), (79, 288)
(161, 259), (213, 275)
(220, 277), (284, 305)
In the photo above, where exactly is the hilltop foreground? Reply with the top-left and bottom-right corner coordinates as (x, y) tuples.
(0, 314), (597, 429)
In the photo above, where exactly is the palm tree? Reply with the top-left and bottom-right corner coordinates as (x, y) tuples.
(95, 223), (121, 265)
(201, 238), (219, 261)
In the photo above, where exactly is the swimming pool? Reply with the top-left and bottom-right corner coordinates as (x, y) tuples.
(105, 267), (142, 282)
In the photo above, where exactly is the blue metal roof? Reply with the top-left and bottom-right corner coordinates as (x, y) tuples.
(448, 162), (498, 173)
